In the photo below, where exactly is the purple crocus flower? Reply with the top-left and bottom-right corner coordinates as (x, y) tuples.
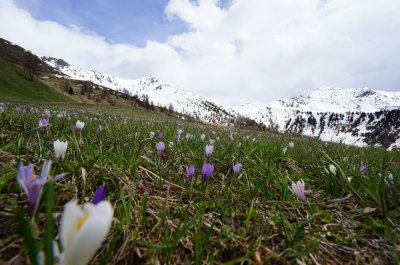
(177, 128), (184, 135)
(289, 180), (307, 202)
(186, 165), (195, 182)
(359, 164), (368, 174)
(92, 186), (106, 205)
(156, 141), (165, 158)
(205, 145), (214, 160)
(157, 129), (163, 138)
(17, 160), (63, 212)
(202, 163), (214, 182)
(232, 163), (242, 177)
(385, 173), (395, 190)
(16, 106), (22, 113)
(39, 117), (49, 132)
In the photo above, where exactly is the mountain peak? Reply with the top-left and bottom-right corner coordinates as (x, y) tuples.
(41, 56), (70, 68)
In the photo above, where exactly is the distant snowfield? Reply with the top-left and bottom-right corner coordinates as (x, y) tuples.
(43, 57), (400, 149)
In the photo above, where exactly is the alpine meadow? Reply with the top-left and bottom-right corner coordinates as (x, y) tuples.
(1, 0), (400, 264)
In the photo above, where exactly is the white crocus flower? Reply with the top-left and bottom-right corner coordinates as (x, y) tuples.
(329, 164), (337, 176)
(60, 200), (113, 265)
(282, 146), (288, 156)
(75, 120), (85, 131)
(54, 140), (68, 160)
(347, 177), (352, 182)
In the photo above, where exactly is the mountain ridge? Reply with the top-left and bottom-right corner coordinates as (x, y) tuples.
(41, 56), (400, 149)
(42, 56), (257, 127)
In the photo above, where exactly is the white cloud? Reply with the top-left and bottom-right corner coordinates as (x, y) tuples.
(0, 0), (399, 105)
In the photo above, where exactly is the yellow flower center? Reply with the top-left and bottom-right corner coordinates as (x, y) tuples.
(76, 214), (89, 231)
(33, 174), (38, 179)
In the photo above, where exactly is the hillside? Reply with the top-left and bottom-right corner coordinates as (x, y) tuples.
(42, 57), (254, 126)
(0, 39), (200, 123)
(0, 37), (260, 129)
(0, 57), (74, 103)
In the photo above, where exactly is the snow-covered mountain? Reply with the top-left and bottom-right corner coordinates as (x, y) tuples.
(41, 56), (400, 149)
(269, 87), (400, 113)
(230, 88), (400, 149)
(42, 56), (244, 125)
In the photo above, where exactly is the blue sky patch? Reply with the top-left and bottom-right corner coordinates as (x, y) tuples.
(14, 0), (188, 46)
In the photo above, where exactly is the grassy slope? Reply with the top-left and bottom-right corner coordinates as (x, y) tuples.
(0, 57), (74, 103)
(0, 103), (399, 264)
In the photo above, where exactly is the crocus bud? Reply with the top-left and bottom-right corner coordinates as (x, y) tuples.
(156, 141), (165, 158)
(157, 129), (163, 138)
(205, 145), (213, 160)
(54, 140), (68, 160)
(359, 164), (368, 174)
(329, 164), (337, 176)
(385, 173), (395, 190)
(232, 163), (242, 177)
(202, 163), (214, 182)
(92, 186), (106, 205)
(186, 165), (195, 182)
(282, 146), (287, 155)
(75, 120), (85, 131)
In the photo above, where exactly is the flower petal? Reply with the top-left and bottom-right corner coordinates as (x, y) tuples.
(17, 163), (30, 194)
(61, 201), (113, 265)
(40, 160), (52, 179)
(54, 173), (65, 181)
(60, 200), (84, 252)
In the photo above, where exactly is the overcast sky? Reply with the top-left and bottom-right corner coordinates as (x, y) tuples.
(0, 0), (399, 105)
